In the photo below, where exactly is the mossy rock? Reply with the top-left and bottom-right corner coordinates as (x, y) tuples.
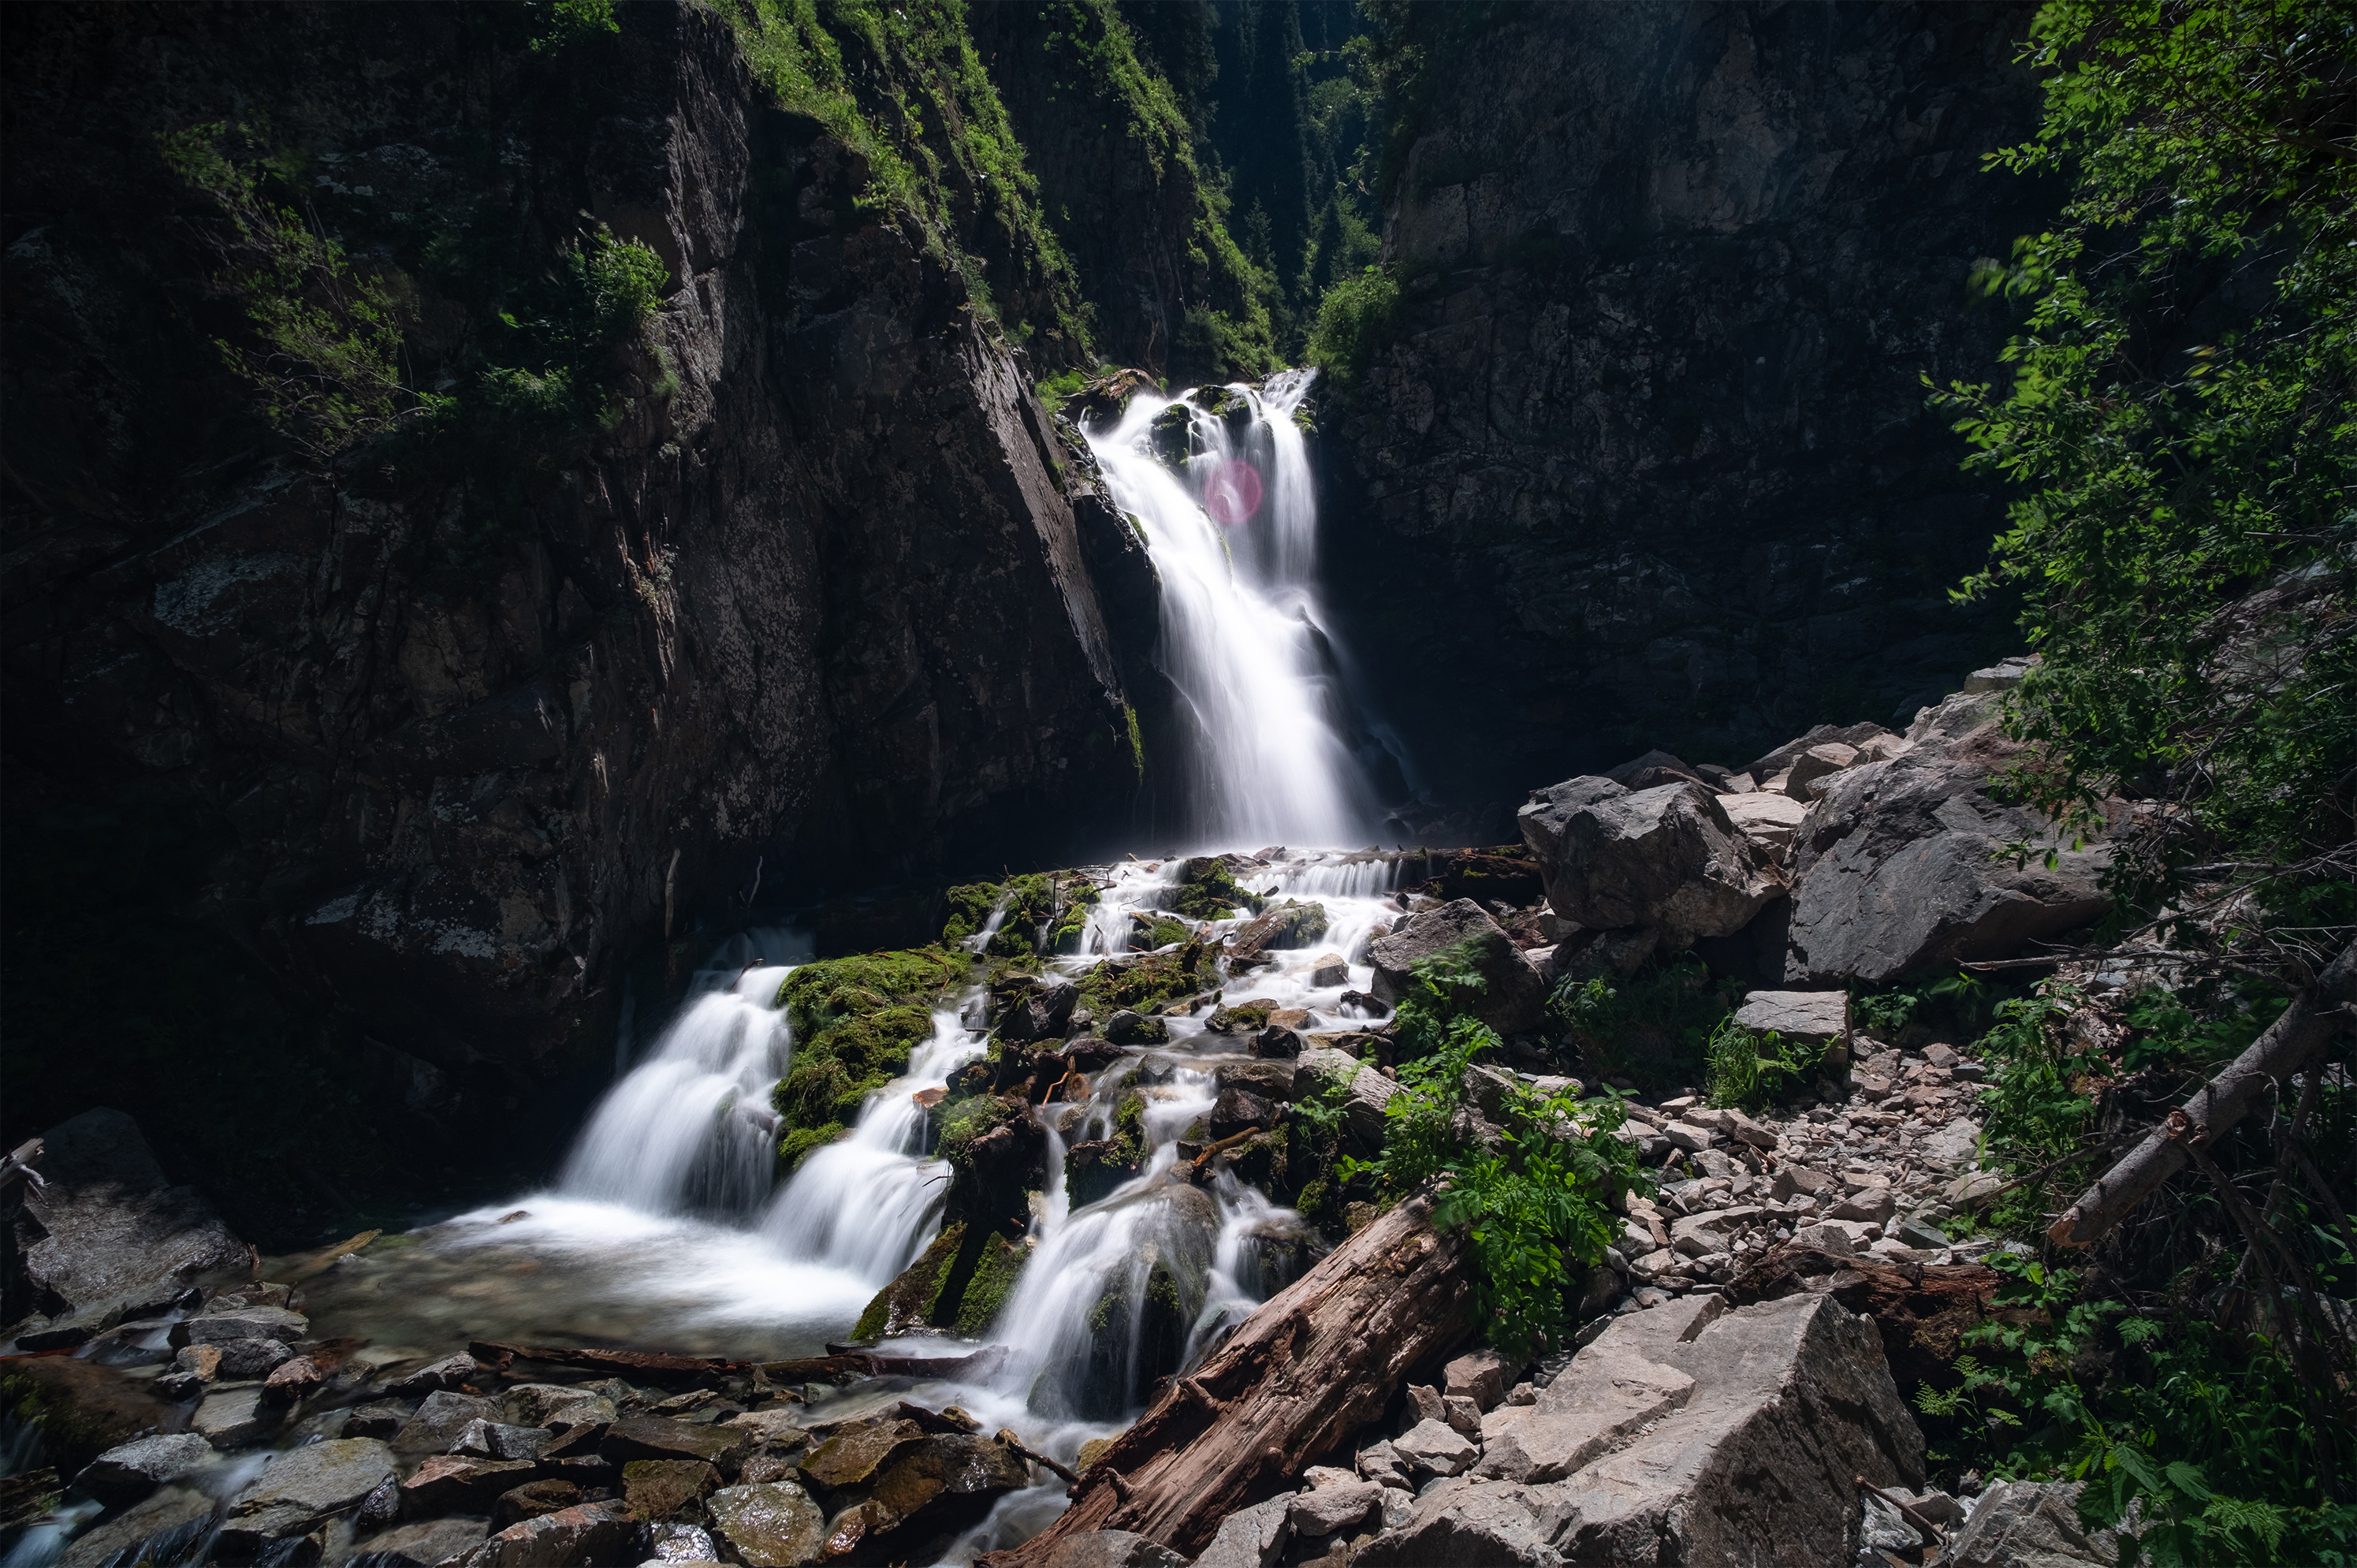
(1212, 1127), (1293, 1196)
(1166, 858), (1264, 922)
(1078, 939), (1216, 1015)
(1242, 900), (1329, 952)
(1148, 403), (1200, 470)
(940, 882), (1003, 944)
(771, 947), (966, 1136)
(1207, 1000), (1276, 1034)
(852, 1222), (1031, 1341)
(777, 1121), (848, 1171)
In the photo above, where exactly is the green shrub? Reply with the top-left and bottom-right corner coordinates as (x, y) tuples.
(1305, 266), (1401, 382)
(1349, 946), (1649, 1354)
(1702, 1017), (1819, 1111)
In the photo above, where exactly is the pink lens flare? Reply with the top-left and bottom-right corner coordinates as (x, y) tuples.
(1202, 459), (1264, 526)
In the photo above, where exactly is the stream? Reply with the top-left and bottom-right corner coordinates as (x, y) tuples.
(268, 371), (1406, 1562)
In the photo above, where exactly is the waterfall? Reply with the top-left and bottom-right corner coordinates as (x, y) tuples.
(760, 1009), (985, 1284)
(1082, 370), (1381, 850)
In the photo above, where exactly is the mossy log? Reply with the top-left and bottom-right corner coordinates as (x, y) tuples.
(977, 1194), (1473, 1566)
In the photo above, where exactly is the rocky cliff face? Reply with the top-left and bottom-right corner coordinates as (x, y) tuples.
(1327, 2), (2053, 826)
(1, 2), (1138, 1188)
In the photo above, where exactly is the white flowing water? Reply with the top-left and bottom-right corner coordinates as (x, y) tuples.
(1082, 371), (1381, 850)
(240, 374), (1418, 1567)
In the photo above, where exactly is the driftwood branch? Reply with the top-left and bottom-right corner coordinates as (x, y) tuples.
(2049, 940), (2357, 1248)
(979, 1193), (1473, 1566)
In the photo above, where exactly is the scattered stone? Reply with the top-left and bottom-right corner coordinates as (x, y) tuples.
(1305, 952), (1350, 987)
(449, 1501), (638, 1568)
(1718, 791), (1808, 858)
(1288, 1480), (1383, 1536)
(1402, 1385), (1444, 1427)
(59, 1485), (214, 1568)
(155, 1343), (222, 1399)
(214, 1337), (292, 1381)
(1923, 1042), (1960, 1069)
(795, 1417), (922, 1489)
(1443, 1349), (1512, 1413)
(1782, 742), (1859, 799)
(1442, 1395), (1482, 1436)
(194, 1383), (279, 1447)
(72, 1432), (215, 1506)
(400, 1454), (540, 1517)
(1034, 1532), (1190, 1568)
(1368, 899), (1547, 1034)
(1252, 1009), (1310, 1058)
(1941, 1479), (2121, 1566)
(1190, 1495), (1293, 1568)
(177, 1307), (308, 1349)
(501, 1384), (615, 1428)
(643, 1519), (721, 1562)
(1831, 1187), (1897, 1223)
(492, 1477), (584, 1529)
(1734, 990), (1850, 1057)
(386, 1351), (481, 1398)
(1104, 1010), (1168, 1045)
(603, 1413), (752, 1470)
(624, 1458), (720, 1522)
(341, 1518), (490, 1568)
(217, 1438), (397, 1556)
(455, 1418), (554, 1462)
(1661, 1121), (1715, 1153)
(393, 1391), (496, 1454)
(263, 1355), (324, 1399)
(1391, 1418), (1476, 1478)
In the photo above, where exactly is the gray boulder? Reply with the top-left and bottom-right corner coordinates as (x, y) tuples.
(1517, 779), (1783, 951)
(1942, 1479), (2122, 1567)
(1036, 1531), (1192, 1568)
(1368, 899), (1547, 1034)
(451, 1502), (639, 1568)
(1191, 1495), (1294, 1568)
(704, 1480), (825, 1566)
(1733, 990), (1850, 1056)
(1741, 721), (1893, 786)
(344, 1518), (492, 1568)
(5, 1108), (245, 1347)
(193, 1383), (280, 1447)
(1785, 693), (2110, 985)
(1361, 1291), (1923, 1567)
(393, 1390), (497, 1454)
(60, 1485), (215, 1568)
(73, 1432), (216, 1505)
(216, 1437), (397, 1556)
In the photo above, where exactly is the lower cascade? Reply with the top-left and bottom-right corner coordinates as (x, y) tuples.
(253, 374), (1412, 1562)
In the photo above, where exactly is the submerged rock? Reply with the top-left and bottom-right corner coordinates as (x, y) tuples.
(72, 1432), (214, 1506)
(854, 1222), (1030, 1341)
(58, 1485), (214, 1568)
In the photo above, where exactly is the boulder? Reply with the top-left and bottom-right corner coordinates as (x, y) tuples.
(1604, 748), (1692, 786)
(1941, 1479), (2121, 1567)
(401, 1454), (540, 1517)
(348, 1518), (493, 1568)
(1360, 1292), (1923, 1567)
(385, 1350), (480, 1395)
(1782, 742), (1859, 799)
(706, 1480), (827, 1566)
(1000, 981), (1080, 1043)
(493, 1477), (584, 1528)
(1036, 1532), (1190, 1568)
(1391, 1418), (1477, 1478)
(1103, 1009), (1167, 1045)
(796, 1417), (924, 1489)
(1718, 791), (1808, 859)
(624, 1458), (720, 1522)
(215, 1337), (292, 1380)
(193, 1383), (280, 1447)
(393, 1391), (497, 1453)
(602, 1414), (752, 1470)
(449, 1501), (639, 1568)
(70, 1431), (214, 1507)
(1288, 1480), (1383, 1536)
(1210, 1086), (1278, 1138)
(455, 1418), (553, 1462)
(1517, 780), (1784, 950)
(59, 1485), (214, 1568)
(501, 1384), (613, 1428)
(1368, 899), (1547, 1034)
(1734, 990), (1850, 1057)
(4, 1108), (245, 1347)
(1251, 1009), (1310, 1058)
(177, 1307), (307, 1348)
(1741, 722), (1893, 787)
(1785, 694), (2111, 985)
(1191, 1496), (1294, 1568)
(1228, 901), (1330, 958)
(863, 1432), (1032, 1533)
(217, 1437), (397, 1557)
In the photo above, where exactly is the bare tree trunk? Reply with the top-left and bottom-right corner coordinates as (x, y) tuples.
(979, 1194), (1474, 1566)
(2049, 940), (2357, 1248)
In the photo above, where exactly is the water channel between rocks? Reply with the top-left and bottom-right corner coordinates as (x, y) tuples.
(277, 373), (1411, 1563)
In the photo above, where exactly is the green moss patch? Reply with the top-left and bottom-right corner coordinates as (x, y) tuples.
(772, 946), (967, 1144)
(1078, 938), (1217, 1015)
(852, 1220), (1031, 1342)
(941, 882), (1002, 944)
(1167, 858), (1265, 922)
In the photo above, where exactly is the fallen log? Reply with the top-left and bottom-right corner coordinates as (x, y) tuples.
(978, 1193), (1473, 1567)
(2049, 940), (2357, 1249)
(1724, 1245), (2009, 1392)
(471, 1340), (751, 1387)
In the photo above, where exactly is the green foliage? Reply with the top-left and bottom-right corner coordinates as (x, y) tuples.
(1350, 947), (1650, 1355)
(1938, 0), (2357, 916)
(941, 881), (1003, 944)
(532, 0), (619, 51)
(937, 1093), (1017, 1172)
(464, 222), (668, 435)
(771, 945), (967, 1135)
(1305, 266), (1400, 382)
(1545, 955), (1748, 1086)
(1914, 1254), (2357, 1565)
(1077, 937), (1215, 1015)
(777, 1121), (847, 1170)
(158, 121), (426, 471)
(1702, 1017), (1820, 1111)
(715, 0), (1093, 356)
(1972, 982), (2091, 1174)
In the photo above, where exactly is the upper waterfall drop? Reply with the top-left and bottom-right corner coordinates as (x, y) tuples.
(1082, 370), (1383, 851)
